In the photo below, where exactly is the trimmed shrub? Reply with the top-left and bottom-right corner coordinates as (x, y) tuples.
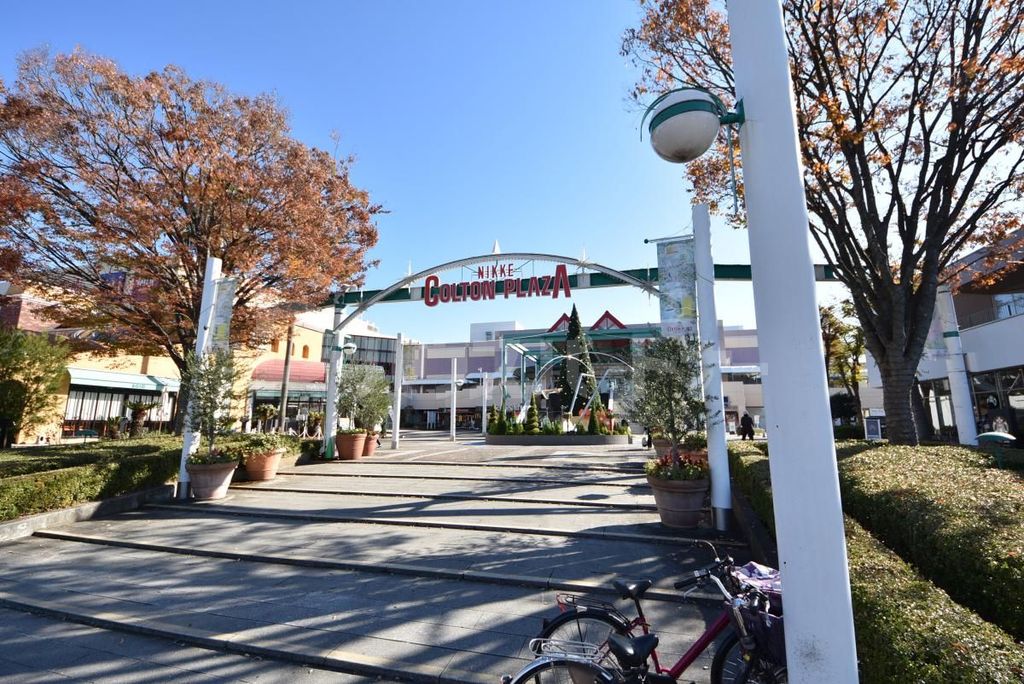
(838, 444), (1024, 640)
(728, 442), (775, 535)
(0, 448), (179, 521)
(0, 435), (177, 479)
(525, 396), (541, 435)
(728, 442), (1024, 682)
(833, 424), (864, 440)
(846, 517), (1024, 683)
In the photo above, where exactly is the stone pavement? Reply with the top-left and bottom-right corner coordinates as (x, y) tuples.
(0, 437), (749, 683)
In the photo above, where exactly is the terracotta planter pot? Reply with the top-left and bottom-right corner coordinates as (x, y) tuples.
(652, 438), (673, 457)
(336, 431), (367, 460)
(244, 447), (285, 481)
(362, 433), (379, 457)
(186, 461), (238, 500)
(646, 475), (709, 528)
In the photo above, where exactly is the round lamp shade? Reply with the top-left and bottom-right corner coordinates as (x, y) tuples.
(648, 89), (722, 164)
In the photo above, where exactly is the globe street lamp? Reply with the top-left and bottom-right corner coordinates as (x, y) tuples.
(643, 2), (858, 678)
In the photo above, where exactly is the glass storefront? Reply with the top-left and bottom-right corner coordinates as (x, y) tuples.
(63, 388), (176, 436)
(971, 366), (1024, 439)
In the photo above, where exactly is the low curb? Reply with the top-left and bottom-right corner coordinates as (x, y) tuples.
(146, 501), (748, 548)
(0, 484), (175, 543)
(316, 460), (645, 474)
(32, 529), (718, 605)
(276, 470), (646, 489)
(0, 593), (492, 684)
(485, 434), (631, 446)
(227, 485), (658, 511)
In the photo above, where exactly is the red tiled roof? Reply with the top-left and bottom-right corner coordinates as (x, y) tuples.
(251, 359), (326, 383)
(591, 310), (626, 330)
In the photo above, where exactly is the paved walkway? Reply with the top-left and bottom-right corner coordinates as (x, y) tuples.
(0, 438), (748, 683)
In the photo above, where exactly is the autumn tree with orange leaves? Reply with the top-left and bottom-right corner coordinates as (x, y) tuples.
(624, 0), (1024, 444)
(0, 50), (380, 424)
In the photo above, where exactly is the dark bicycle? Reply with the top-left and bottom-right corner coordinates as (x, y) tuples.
(515, 547), (785, 684)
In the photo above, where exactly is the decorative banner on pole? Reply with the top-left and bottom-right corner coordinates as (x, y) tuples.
(210, 277), (236, 352)
(656, 237), (698, 338)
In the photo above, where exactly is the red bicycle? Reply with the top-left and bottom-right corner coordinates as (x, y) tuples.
(530, 546), (785, 684)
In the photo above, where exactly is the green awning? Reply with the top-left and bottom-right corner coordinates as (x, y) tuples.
(67, 368), (180, 392)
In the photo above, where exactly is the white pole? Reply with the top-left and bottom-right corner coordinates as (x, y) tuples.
(481, 371), (489, 436)
(936, 285), (978, 445)
(727, 1), (858, 680)
(693, 204), (731, 531)
(391, 333), (404, 450)
(450, 357), (458, 442)
(322, 300), (344, 459)
(178, 255), (222, 499)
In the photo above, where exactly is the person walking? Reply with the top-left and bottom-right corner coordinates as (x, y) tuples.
(740, 412), (755, 440)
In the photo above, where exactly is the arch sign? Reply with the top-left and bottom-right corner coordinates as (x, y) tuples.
(423, 263), (573, 307)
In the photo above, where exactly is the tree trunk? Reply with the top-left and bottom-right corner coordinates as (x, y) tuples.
(173, 382), (190, 435)
(878, 360), (919, 445)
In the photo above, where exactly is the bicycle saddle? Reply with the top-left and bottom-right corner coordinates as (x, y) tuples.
(613, 579), (653, 600)
(607, 632), (659, 668)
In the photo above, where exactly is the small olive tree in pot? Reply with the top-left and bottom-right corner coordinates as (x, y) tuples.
(183, 349), (241, 499)
(337, 364), (391, 458)
(625, 336), (714, 528)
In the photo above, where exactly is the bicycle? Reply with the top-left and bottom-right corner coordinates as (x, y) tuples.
(523, 546), (785, 684)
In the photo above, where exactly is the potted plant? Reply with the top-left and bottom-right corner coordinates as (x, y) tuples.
(104, 416), (122, 439)
(626, 336), (717, 528)
(338, 364), (391, 458)
(125, 400), (159, 437)
(237, 432), (288, 480)
(183, 349), (241, 500)
(335, 428), (367, 460)
(643, 452), (710, 528)
(253, 403), (278, 433)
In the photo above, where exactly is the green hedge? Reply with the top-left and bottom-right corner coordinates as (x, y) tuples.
(0, 435), (177, 478)
(838, 444), (1024, 641)
(728, 442), (1024, 681)
(728, 442), (775, 535)
(0, 448), (180, 521)
(846, 517), (1024, 683)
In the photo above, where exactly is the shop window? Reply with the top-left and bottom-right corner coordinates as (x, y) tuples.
(302, 345), (309, 359)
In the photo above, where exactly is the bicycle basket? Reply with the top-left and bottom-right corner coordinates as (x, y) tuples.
(741, 608), (786, 666)
(731, 562), (783, 611)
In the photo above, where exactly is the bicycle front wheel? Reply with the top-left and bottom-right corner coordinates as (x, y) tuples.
(508, 658), (618, 684)
(711, 632), (787, 684)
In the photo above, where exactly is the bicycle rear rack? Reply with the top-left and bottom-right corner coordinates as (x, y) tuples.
(555, 593), (620, 614)
(529, 638), (604, 660)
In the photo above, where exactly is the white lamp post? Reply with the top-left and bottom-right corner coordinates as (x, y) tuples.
(644, 1), (858, 679)
(450, 358), (464, 441)
(480, 369), (489, 436)
(391, 333), (404, 450)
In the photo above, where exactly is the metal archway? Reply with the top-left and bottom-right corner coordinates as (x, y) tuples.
(334, 252), (662, 332)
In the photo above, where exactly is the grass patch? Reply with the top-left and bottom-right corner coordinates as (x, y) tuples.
(0, 436), (179, 478)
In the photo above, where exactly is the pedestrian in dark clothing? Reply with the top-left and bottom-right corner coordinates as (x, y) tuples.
(740, 412), (755, 440)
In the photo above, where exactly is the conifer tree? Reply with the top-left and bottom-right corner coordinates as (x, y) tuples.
(525, 395), (541, 435)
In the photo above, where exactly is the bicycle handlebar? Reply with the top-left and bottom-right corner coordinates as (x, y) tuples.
(673, 556), (732, 590)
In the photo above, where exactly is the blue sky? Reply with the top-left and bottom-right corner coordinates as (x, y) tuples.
(1, 1), (845, 342)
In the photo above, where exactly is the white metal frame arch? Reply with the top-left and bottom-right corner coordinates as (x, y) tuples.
(333, 252), (662, 333)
